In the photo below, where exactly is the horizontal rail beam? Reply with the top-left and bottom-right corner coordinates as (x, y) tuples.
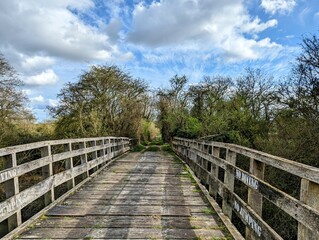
(0, 137), (130, 237)
(173, 137), (319, 240)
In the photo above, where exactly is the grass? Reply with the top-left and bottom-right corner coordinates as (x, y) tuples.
(131, 144), (145, 152)
(145, 146), (160, 151)
(192, 188), (202, 193)
(92, 223), (103, 228)
(201, 207), (215, 215)
(40, 215), (48, 220)
(161, 144), (173, 152)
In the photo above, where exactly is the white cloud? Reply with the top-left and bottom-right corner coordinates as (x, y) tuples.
(127, 0), (280, 62)
(30, 95), (45, 103)
(22, 89), (33, 96)
(25, 69), (59, 86)
(22, 56), (55, 71)
(48, 99), (59, 107)
(261, 0), (296, 15)
(0, 0), (121, 61)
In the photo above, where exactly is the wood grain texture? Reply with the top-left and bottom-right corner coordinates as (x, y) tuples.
(16, 151), (229, 239)
(173, 137), (319, 240)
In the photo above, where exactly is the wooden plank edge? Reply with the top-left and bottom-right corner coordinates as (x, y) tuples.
(173, 152), (244, 240)
(2, 150), (131, 240)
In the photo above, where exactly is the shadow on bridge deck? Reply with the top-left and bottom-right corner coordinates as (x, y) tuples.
(16, 151), (229, 239)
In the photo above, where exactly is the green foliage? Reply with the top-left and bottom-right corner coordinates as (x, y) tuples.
(139, 119), (160, 144)
(154, 33), (319, 239)
(50, 65), (149, 139)
(145, 146), (159, 151)
(0, 53), (45, 148)
(131, 144), (146, 152)
(161, 144), (172, 152)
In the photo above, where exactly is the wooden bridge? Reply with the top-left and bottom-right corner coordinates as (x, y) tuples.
(0, 137), (319, 239)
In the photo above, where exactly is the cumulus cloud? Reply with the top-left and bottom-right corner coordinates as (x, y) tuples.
(48, 99), (59, 107)
(261, 0), (296, 15)
(0, 0), (119, 61)
(127, 0), (280, 62)
(30, 95), (45, 103)
(25, 69), (59, 86)
(21, 56), (55, 71)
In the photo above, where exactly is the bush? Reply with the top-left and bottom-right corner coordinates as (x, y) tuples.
(131, 144), (145, 152)
(145, 146), (159, 151)
(161, 144), (172, 152)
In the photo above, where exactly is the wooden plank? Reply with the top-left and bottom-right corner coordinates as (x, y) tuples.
(37, 216), (220, 229)
(0, 177), (53, 222)
(0, 156), (51, 183)
(174, 138), (319, 184)
(17, 227), (225, 239)
(194, 155), (319, 235)
(0, 137), (129, 156)
(178, 143), (319, 234)
(16, 151), (229, 240)
(46, 205), (191, 217)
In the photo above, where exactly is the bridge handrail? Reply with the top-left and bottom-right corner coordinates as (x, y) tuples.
(173, 137), (319, 240)
(0, 136), (130, 238)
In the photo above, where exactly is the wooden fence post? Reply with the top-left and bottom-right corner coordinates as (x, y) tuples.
(104, 138), (109, 158)
(4, 153), (22, 231)
(246, 158), (265, 240)
(223, 150), (236, 219)
(209, 146), (220, 199)
(92, 140), (98, 172)
(41, 146), (54, 206)
(65, 143), (75, 190)
(80, 142), (88, 178)
(298, 179), (319, 240)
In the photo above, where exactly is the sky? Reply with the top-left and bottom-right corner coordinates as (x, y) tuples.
(0, 0), (318, 122)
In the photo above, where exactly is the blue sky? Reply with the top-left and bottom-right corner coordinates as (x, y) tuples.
(0, 0), (318, 122)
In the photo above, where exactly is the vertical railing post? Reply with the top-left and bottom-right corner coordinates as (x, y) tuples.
(65, 143), (75, 190)
(246, 158), (265, 239)
(105, 138), (110, 159)
(298, 179), (319, 240)
(222, 149), (236, 219)
(4, 153), (22, 231)
(209, 146), (220, 199)
(204, 144), (211, 189)
(92, 140), (98, 172)
(41, 145), (54, 206)
(120, 138), (124, 153)
(80, 142), (88, 178)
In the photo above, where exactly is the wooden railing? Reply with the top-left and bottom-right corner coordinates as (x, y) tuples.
(173, 137), (319, 240)
(0, 137), (130, 238)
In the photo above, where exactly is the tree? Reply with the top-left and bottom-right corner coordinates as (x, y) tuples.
(189, 76), (232, 137)
(270, 33), (319, 166)
(284, 34), (319, 122)
(0, 53), (34, 147)
(156, 75), (192, 142)
(231, 68), (278, 148)
(50, 65), (149, 139)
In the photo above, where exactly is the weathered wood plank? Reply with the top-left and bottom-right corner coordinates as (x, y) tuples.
(0, 177), (53, 222)
(174, 138), (319, 184)
(17, 151), (229, 240)
(0, 137), (129, 156)
(187, 150), (319, 235)
(173, 138), (319, 239)
(0, 156), (51, 183)
(18, 227), (225, 239)
(36, 216), (220, 229)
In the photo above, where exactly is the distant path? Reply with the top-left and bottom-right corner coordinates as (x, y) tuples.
(17, 150), (228, 239)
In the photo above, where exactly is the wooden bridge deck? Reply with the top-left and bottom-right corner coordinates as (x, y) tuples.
(16, 151), (229, 239)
